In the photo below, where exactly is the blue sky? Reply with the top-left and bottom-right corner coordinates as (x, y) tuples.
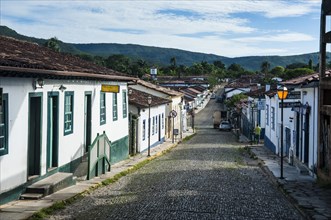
(0, 0), (321, 57)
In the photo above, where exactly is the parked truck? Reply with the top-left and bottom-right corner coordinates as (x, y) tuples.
(213, 111), (221, 128)
(221, 110), (227, 120)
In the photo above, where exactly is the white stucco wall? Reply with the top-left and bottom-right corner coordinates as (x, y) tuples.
(0, 77), (128, 194)
(297, 87), (318, 170)
(265, 87), (318, 173)
(138, 105), (166, 152)
(0, 78), (31, 193)
(264, 95), (279, 153)
(129, 84), (184, 139)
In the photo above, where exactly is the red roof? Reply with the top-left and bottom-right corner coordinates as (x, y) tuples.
(128, 88), (171, 108)
(0, 36), (136, 81)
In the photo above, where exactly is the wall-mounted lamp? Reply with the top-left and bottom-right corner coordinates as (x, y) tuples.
(33, 78), (44, 90)
(59, 85), (67, 92)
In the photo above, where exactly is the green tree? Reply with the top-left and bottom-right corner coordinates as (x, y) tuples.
(226, 63), (245, 78)
(213, 60), (226, 70)
(105, 54), (131, 73)
(44, 37), (60, 52)
(188, 63), (204, 75)
(227, 63), (244, 72)
(224, 93), (248, 109)
(284, 68), (314, 80)
(286, 62), (307, 69)
(308, 59), (313, 70)
(170, 57), (177, 67)
(270, 66), (285, 77)
(260, 61), (270, 75)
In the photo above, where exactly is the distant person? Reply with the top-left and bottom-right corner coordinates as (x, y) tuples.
(254, 124), (261, 144)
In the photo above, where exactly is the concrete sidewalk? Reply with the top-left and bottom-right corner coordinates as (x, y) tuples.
(0, 129), (195, 220)
(248, 144), (331, 220)
(0, 95), (211, 220)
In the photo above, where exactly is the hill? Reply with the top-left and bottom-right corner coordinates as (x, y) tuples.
(73, 43), (226, 67)
(0, 26), (82, 54)
(0, 26), (325, 71)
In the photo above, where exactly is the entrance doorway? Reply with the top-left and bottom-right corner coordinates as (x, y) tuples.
(285, 127), (291, 157)
(28, 93), (42, 178)
(158, 114), (161, 141)
(47, 92), (59, 171)
(84, 92), (92, 152)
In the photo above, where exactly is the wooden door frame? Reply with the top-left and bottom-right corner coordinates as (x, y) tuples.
(84, 91), (92, 152)
(28, 92), (43, 178)
(47, 91), (59, 171)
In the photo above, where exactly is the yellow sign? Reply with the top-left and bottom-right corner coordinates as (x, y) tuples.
(101, 85), (119, 93)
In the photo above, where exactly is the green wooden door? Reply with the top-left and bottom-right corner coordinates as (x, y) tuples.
(28, 93), (42, 177)
(47, 92), (59, 170)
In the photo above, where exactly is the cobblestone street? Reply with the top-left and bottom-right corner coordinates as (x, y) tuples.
(48, 100), (303, 220)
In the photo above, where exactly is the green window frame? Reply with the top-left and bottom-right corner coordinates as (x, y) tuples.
(0, 94), (8, 156)
(122, 90), (127, 118)
(64, 91), (74, 135)
(155, 116), (158, 134)
(162, 113), (164, 129)
(113, 93), (118, 121)
(266, 104), (269, 126)
(100, 92), (106, 125)
(152, 116), (155, 135)
(271, 107), (275, 130)
(142, 120), (146, 141)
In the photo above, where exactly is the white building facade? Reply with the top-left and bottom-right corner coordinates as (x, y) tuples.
(0, 36), (135, 204)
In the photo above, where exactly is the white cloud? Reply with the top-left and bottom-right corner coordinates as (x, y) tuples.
(0, 0), (321, 57)
(233, 32), (315, 43)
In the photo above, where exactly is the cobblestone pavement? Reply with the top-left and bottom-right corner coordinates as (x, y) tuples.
(249, 145), (331, 220)
(48, 101), (303, 220)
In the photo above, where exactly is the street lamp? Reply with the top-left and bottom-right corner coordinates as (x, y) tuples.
(147, 95), (152, 157)
(250, 101), (256, 145)
(178, 102), (183, 140)
(277, 86), (288, 179)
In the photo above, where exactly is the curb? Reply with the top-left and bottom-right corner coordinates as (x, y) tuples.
(246, 146), (311, 220)
(27, 132), (196, 220)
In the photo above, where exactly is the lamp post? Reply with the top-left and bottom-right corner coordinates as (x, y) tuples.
(179, 102), (183, 140)
(147, 95), (152, 157)
(191, 109), (195, 133)
(250, 101), (255, 144)
(277, 86), (288, 179)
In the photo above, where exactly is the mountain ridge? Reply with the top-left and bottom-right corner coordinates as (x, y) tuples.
(0, 25), (324, 71)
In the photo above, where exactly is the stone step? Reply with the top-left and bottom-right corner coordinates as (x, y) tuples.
(295, 162), (310, 176)
(20, 172), (75, 200)
(73, 154), (88, 181)
(20, 193), (44, 200)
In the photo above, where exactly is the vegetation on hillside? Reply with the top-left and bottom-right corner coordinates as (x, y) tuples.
(1, 25), (330, 71)
(0, 25), (322, 84)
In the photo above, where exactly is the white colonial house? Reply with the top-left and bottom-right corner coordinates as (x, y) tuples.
(283, 73), (319, 174)
(129, 80), (184, 140)
(128, 88), (171, 153)
(264, 89), (282, 154)
(264, 73), (319, 176)
(0, 36), (135, 204)
(244, 86), (268, 140)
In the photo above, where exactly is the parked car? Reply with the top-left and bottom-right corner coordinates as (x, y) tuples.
(219, 121), (232, 131)
(210, 93), (216, 99)
(216, 96), (222, 103)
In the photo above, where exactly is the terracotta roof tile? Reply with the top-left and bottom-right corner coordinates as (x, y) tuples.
(128, 88), (171, 108)
(0, 36), (135, 81)
(136, 79), (183, 97)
